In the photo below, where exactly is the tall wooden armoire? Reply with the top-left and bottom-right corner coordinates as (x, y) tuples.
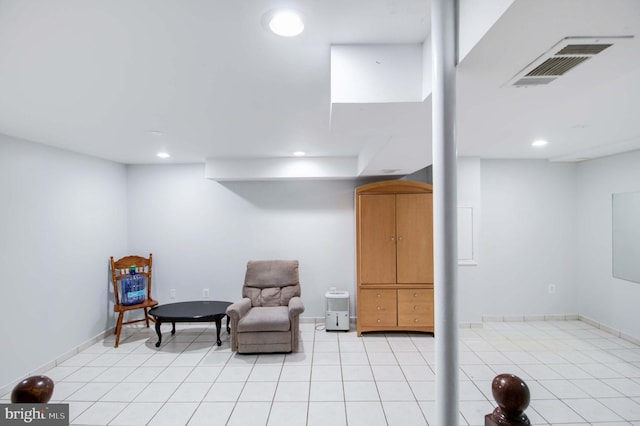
(355, 180), (434, 336)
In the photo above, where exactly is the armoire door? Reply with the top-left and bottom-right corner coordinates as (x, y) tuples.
(396, 193), (434, 284)
(358, 194), (396, 284)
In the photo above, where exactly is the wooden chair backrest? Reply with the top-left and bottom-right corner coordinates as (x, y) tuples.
(110, 254), (153, 306)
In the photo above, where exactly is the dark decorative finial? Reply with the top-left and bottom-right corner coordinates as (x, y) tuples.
(11, 375), (54, 403)
(485, 373), (531, 426)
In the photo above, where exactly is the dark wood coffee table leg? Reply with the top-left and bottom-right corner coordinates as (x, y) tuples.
(171, 322), (176, 335)
(226, 315), (230, 334)
(215, 316), (223, 346)
(155, 320), (162, 347)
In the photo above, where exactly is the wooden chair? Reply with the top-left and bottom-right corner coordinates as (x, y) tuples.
(110, 253), (158, 347)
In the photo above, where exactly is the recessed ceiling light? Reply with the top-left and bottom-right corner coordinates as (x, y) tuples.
(293, 151), (306, 157)
(157, 152), (170, 159)
(531, 140), (548, 147)
(267, 10), (304, 37)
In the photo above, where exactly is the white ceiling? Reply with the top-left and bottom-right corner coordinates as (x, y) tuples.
(0, 0), (639, 179)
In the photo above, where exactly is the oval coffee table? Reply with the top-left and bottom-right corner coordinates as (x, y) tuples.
(148, 300), (232, 347)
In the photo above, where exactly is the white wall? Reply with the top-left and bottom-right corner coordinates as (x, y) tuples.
(0, 135), (127, 389)
(458, 159), (579, 322)
(457, 157), (481, 265)
(126, 164), (362, 318)
(456, 153), (640, 341)
(575, 150), (640, 339)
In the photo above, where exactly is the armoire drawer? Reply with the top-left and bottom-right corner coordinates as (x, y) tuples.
(359, 289), (397, 326)
(397, 288), (434, 327)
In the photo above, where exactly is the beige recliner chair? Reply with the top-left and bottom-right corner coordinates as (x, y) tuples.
(226, 260), (305, 353)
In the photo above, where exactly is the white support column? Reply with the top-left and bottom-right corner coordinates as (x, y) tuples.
(432, 0), (459, 425)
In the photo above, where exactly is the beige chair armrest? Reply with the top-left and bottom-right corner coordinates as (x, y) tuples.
(288, 296), (304, 318)
(226, 298), (252, 321)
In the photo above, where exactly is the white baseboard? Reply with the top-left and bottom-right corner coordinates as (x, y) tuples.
(482, 313), (580, 322)
(578, 314), (640, 346)
(481, 313), (639, 345)
(0, 328), (112, 397)
(459, 322), (483, 328)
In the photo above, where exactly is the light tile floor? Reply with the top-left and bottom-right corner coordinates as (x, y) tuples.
(3, 320), (640, 425)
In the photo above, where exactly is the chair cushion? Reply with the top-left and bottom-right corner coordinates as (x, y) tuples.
(259, 287), (281, 307)
(242, 260), (301, 307)
(244, 285), (301, 307)
(244, 260), (299, 289)
(237, 306), (290, 332)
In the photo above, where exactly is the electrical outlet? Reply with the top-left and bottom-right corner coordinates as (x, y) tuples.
(548, 284), (556, 294)
(203, 288), (210, 298)
(170, 289), (176, 299)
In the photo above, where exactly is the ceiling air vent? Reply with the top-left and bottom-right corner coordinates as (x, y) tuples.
(507, 36), (630, 88)
(526, 56), (592, 77)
